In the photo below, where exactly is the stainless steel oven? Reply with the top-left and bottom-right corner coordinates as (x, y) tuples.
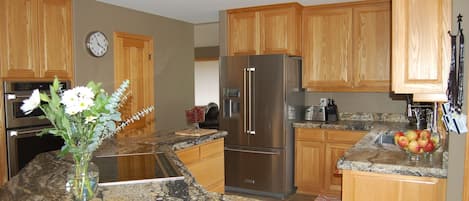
(3, 80), (70, 178)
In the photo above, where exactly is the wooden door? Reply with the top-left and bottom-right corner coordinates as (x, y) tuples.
(302, 7), (353, 91)
(392, 0), (451, 96)
(0, 0), (39, 78)
(352, 2), (391, 92)
(37, 0), (73, 79)
(295, 140), (324, 195)
(324, 143), (352, 195)
(259, 5), (301, 56)
(114, 32), (155, 136)
(228, 11), (259, 56)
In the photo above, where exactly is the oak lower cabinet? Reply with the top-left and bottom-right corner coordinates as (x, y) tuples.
(302, 1), (390, 92)
(295, 128), (366, 196)
(342, 170), (447, 201)
(0, 0), (73, 79)
(227, 3), (302, 56)
(176, 138), (225, 193)
(392, 0), (451, 102)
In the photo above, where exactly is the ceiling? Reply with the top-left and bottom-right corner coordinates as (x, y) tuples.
(96, 0), (356, 24)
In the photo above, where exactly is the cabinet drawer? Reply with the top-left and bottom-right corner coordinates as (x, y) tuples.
(296, 128), (325, 141)
(200, 138), (224, 159)
(326, 130), (366, 143)
(176, 146), (200, 165)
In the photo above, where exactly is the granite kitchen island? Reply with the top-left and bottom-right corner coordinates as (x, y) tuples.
(0, 130), (257, 201)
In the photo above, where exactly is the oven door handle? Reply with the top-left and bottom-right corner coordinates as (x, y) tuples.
(5, 94), (32, 100)
(8, 128), (51, 137)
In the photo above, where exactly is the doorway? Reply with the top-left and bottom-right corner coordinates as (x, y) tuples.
(113, 32), (155, 136)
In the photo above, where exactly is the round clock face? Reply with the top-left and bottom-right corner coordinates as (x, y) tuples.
(86, 31), (108, 57)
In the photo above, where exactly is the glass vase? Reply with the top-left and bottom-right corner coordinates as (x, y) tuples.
(66, 153), (99, 201)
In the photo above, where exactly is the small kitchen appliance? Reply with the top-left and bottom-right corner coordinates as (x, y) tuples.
(305, 98), (338, 122)
(305, 106), (326, 121)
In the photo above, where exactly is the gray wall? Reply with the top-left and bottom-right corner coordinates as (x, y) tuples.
(73, 0), (195, 131)
(447, 0), (468, 200)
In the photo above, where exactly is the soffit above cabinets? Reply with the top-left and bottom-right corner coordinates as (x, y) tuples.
(96, 0), (357, 24)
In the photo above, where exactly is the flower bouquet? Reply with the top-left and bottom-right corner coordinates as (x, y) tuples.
(20, 78), (154, 201)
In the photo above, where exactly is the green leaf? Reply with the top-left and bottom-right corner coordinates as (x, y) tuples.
(39, 93), (50, 102)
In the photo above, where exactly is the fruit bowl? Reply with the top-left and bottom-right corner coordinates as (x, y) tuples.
(394, 129), (441, 161)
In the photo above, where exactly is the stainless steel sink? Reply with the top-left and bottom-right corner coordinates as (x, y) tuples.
(374, 134), (396, 145)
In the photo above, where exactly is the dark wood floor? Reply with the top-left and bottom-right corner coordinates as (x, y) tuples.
(225, 192), (317, 201)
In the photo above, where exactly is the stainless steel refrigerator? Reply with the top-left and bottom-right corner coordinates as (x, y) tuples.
(219, 54), (304, 199)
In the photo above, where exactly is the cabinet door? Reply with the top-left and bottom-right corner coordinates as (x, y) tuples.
(295, 140), (324, 195)
(352, 2), (391, 92)
(302, 7), (353, 91)
(392, 0), (451, 96)
(228, 11), (259, 56)
(259, 6), (301, 56)
(342, 170), (447, 201)
(0, 0), (39, 78)
(324, 143), (352, 195)
(37, 0), (73, 79)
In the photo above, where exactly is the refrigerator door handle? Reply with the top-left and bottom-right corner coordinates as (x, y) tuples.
(247, 67), (255, 135)
(243, 68), (248, 134)
(224, 147), (280, 155)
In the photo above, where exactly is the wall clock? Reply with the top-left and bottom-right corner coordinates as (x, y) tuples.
(85, 31), (108, 57)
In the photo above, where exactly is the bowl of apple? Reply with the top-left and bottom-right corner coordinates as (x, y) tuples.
(394, 129), (440, 161)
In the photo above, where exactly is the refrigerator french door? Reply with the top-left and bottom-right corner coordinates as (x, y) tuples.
(220, 54), (303, 199)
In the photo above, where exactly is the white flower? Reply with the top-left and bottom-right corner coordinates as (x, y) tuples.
(85, 116), (98, 124)
(61, 86), (95, 115)
(20, 89), (41, 115)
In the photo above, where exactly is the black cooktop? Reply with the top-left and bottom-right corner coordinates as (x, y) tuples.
(92, 152), (184, 186)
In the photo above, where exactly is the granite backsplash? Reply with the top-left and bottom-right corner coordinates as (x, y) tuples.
(339, 112), (409, 123)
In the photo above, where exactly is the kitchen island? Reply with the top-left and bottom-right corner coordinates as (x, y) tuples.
(0, 130), (257, 201)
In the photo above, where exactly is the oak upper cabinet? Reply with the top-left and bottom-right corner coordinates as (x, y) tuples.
(295, 128), (365, 196)
(228, 3), (302, 56)
(302, 1), (391, 92)
(392, 0), (451, 101)
(302, 7), (353, 90)
(0, 0), (73, 79)
(352, 2), (391, 91)
(228, 11), (258, 56)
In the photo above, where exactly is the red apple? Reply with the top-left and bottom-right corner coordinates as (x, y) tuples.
(417, 137), (429, 147)
(408, 140), (420, 153)
(397, 136), (409, 148)
(405, 130), (418, 141)
(394, 131), (404, 144)
(423, 141), (435, 152)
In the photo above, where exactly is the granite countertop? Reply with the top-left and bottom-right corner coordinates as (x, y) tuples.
(0, 130), (260, 201)
(293, 120), (448, 178)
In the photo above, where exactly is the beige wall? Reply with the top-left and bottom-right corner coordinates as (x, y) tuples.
(73, 0), (195, 131)
(447, 0), (468, 200)
(195, 23), (219, 47)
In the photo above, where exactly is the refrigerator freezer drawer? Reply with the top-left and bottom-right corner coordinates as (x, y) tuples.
(225, 147), (285, 194)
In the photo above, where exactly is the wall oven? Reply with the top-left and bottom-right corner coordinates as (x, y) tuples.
(3, 80), (70, 177)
